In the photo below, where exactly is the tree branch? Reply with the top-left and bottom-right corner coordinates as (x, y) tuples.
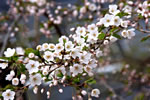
(100, 79), (125, 100)
(0, 15), (21, 57)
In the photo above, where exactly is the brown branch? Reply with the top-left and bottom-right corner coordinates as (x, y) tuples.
(100, 79), (125, 100)
(0, 15), (22, 57)
(53, 24), (63, 37)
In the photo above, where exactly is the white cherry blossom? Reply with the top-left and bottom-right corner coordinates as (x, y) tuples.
(25, 60), (39, 74)
(42, 43), (49, 51)
(109, 36), (118, 42)
(59, 36), (69, 43)
(2, 89), (15, 100)
(12, 78), (19, 86)
(121, 20), (128, 28)
(109, 4), (120, 15)
(29, 73), (42, 86)
(101, 14), (114, 27)
(55, 43), (64, 53)
(4, 48), (15, 57)
(70, 64), (83, 76)
(0, 59), (8, 69)
(16, 47), (25, 55)
(48, 43), (55, 51)
(87, 24), (98, 33)
(43, 51), (54, 62)
(75, 26), (86, 36)
(5, 70), (15, 81)
(65, 41), (74, 52)
(113, 16), (121, 26)
(88, 3), (97, 11)
(91, 89), (100, 98)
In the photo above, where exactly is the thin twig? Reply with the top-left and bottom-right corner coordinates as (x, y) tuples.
(138, 29), (150, 34)
(0, 15), (21, 57)
(100, 79), (125, 100)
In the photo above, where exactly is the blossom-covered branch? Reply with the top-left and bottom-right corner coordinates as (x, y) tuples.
(0, 3), (139, 100)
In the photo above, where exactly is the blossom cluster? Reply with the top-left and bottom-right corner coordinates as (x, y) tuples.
(0, 4), (137, 100)
(137, 1), (150, 18)
(7, 0), (115, 38)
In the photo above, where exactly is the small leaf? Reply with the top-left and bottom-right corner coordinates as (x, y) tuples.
(4, 85), (15, 90)
(85, 78), (96, 84)
(138, 14), (144, 19)
(73, 77), (80, 83)
(98, 33), (105, 40)
(0, 56), (12, 61)
(112, 33), (121, 39)
(12, 56), (18, 61)
(84, 36), (88, 41)
(98, 25), (105, 32)
(57, 72), (63, 78)
(25, 48), (40, 56)
(110, 27), (118, 34)
(82, 46), (88, 51)
(116, 12), (129, 17)
(141, 35), (150, 42)
(20, 64), (26, 73)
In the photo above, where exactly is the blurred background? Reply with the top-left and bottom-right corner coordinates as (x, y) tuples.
(0, 0), (150, 100)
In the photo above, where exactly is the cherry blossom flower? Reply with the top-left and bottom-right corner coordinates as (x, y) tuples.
(0, 59), (8, 69)
(88, 3), (97, 11)
(75, 26), (86, 36)
(12, 78), (19, 86)
(65, 41), (74, 52)
(109, 4), (120, 15)
(29, 73), (42, 86)
(43, 51), (54, 62)
(48, 43), (55, 51)
(113, 16), (121, 26)
(101, 14), (114, 27)
(70, 64), (83, 76)
(2, 89), (15, 100)
(91, 89), (100, 98)
(55, 43), (64, 53)
(16, 47), (25, 55)
(4, 48), (15, 57)
(6, 70), (15, 81)
(25, 60), (40, 74)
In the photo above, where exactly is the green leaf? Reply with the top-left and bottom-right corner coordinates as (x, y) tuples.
(25, 48), (40, 56)
(66, 75), (72, 80)
(12, 56), (18, 61)
(98, 25), (105, 32)
(63, 39), (67, 44)
(84, 36), (88, 41)
(101, 9), (108, 15)
(82, 46), (88, 51)
(138, 14), (144, 19)
(141, 35), (150, 42)
(98, 33), (105, 40)
(112, 33), (121, 39)
(57, 72), (63, 78)
(85, 78), (96, 84)
(73, 77), (80, 83)
(116, 12), (129, 17)
(0, 57), (11, 61)
(20, 64), (26, 73)
(110, 27), (118, 34)
(0, 94), (2, 99)
(4, 85), (15, 90)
